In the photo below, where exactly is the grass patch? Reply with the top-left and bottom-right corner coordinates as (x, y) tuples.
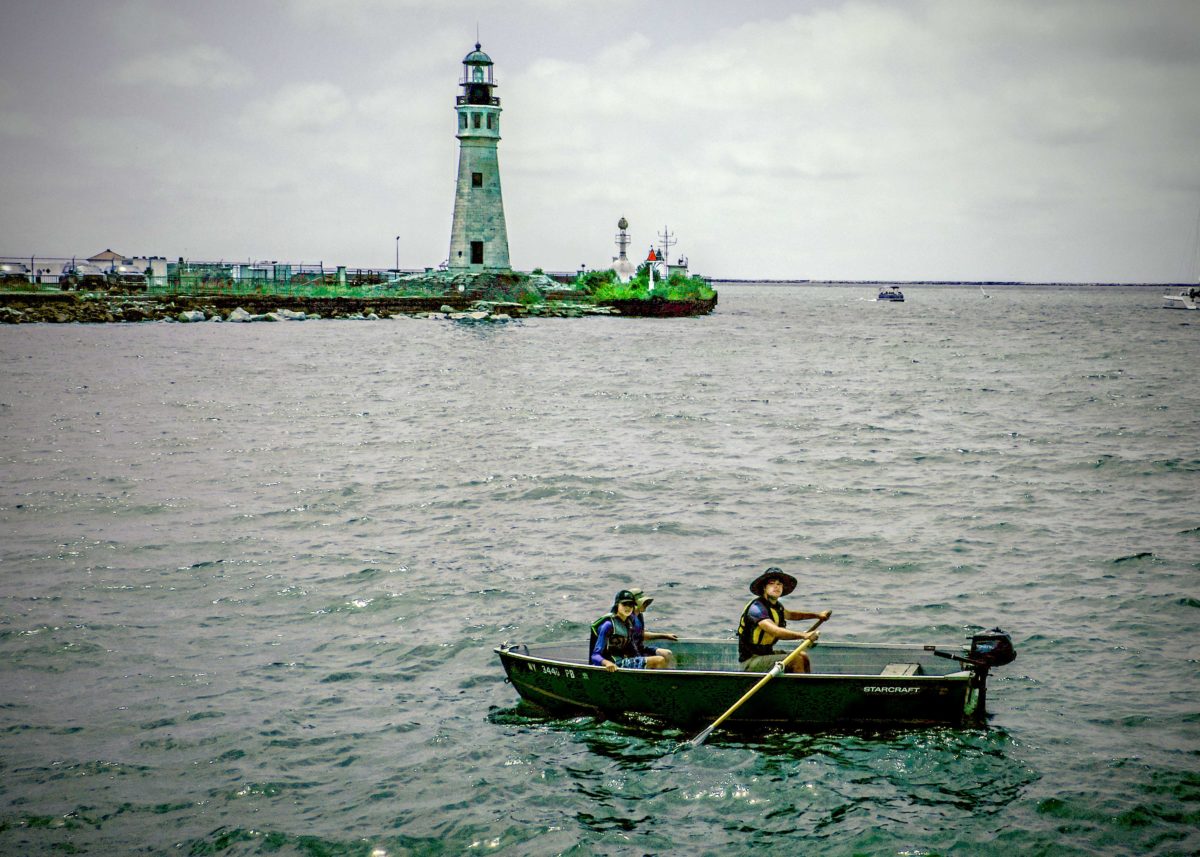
(581, 266), (714, 301)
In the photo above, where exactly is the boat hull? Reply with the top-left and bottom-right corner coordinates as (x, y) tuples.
(1163, 291), (1198, 310)
(496, 640), (983, 730)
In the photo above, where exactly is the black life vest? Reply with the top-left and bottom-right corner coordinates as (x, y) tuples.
(590, 613), (635, 661)
(737, 597), (786, 662)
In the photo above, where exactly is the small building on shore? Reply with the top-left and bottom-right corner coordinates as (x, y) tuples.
(87, 249), (124, 265)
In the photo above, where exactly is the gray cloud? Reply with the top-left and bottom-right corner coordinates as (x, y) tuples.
(115, 45), (253, 89)
(0, 0), (1197, 281)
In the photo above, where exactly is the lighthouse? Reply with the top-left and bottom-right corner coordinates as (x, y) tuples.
(447, 43), (511, 272)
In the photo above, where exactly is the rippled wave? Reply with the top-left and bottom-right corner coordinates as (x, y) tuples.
(1, 285), (1197, 855)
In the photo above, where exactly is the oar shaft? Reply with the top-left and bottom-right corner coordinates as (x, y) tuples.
(684, 616), (826, 748)
(695, 639), (812, 737)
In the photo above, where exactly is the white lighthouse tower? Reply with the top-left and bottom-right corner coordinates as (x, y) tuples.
(448, 43), (511, 272)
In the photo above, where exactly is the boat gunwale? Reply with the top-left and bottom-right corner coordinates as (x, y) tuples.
(496, 638), (974, 681)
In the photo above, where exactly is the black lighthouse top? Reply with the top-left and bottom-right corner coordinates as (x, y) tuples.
(459, 43), (498, 106)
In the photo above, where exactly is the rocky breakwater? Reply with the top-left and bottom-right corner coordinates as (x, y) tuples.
(0, 292), (623, 324)
(597, 293), (718, 317)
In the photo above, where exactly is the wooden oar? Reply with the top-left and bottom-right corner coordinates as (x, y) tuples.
(682, 617), (827, 749)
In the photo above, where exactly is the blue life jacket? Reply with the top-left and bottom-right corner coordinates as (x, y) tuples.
(590, 613), (635, 662)
(737, 597), (786, 662)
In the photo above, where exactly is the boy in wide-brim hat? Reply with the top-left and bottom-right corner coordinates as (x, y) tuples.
(737, 567), (832, 673)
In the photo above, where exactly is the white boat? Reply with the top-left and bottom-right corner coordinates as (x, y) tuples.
(1162, 287), (1199, 310)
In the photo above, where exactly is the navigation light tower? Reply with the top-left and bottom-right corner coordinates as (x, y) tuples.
(613, 216), (635, 282)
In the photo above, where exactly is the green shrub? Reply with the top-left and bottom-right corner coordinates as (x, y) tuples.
(572, 268), (617, 295)
(662, 272), (715, 300)
(591, 280), (645, 301)
(594, 267), (713, 302)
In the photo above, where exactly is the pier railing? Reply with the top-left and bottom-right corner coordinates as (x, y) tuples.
(0, 256), (434, 297)
(151, 263), (429, 297)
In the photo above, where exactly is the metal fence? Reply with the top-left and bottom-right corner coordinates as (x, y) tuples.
(152, 262), (431, 297)
(2, 255), (590, 296)
(1, 256), (432, 296)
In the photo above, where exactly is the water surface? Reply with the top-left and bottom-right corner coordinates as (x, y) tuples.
(1, 284), (1197, 855)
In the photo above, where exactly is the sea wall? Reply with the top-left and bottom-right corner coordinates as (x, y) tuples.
(0, 292), (631, 324)
(0, 290), (716, 324)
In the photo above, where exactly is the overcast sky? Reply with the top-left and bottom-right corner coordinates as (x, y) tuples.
(2, 0), (1198, 282)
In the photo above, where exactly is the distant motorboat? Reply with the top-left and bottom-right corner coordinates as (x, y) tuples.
(1162, 287), (1199, 310)
(877, 286), (905, 302)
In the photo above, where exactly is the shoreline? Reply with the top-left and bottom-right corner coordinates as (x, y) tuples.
(0, 291), (717, 324)
(710, 279), (1181, 287)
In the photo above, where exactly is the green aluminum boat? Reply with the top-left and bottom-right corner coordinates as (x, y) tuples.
(495, 630), (1015, 731)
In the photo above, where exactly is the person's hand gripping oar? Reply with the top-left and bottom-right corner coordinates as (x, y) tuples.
(682, 615), (829, 749)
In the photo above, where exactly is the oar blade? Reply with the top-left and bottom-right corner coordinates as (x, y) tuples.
(684, 724), (716, 750)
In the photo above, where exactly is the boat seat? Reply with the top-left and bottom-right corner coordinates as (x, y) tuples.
(678, 654), (738, 671)
(881, 663), (922, 676)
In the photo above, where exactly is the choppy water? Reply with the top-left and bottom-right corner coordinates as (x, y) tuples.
(0, 284), (1197, 856)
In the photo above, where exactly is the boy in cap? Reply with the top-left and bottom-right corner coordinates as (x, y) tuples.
(628, 588), (678, 668)
(737, 567), (832, 673)
(590, 590), (673, 671)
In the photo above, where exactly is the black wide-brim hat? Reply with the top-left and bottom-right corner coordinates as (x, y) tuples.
(750, 567), (797, 597)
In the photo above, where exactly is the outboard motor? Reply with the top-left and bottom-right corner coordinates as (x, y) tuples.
(927, 628), (1016, 724)
(969, 628), (1016, 668)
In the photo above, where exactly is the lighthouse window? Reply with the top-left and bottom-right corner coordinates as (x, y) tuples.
(473, 113), (481, 128)
(472, 172), (483, 188)
(459, 113), (467, 129)
(486, 113), (493, 129)
(470, 241), (484, 264)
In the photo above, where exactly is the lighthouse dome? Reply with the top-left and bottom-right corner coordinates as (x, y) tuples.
(464, 43), (492, 65)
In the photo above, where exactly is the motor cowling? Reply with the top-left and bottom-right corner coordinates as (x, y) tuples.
(969, 628), (1016, 667)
